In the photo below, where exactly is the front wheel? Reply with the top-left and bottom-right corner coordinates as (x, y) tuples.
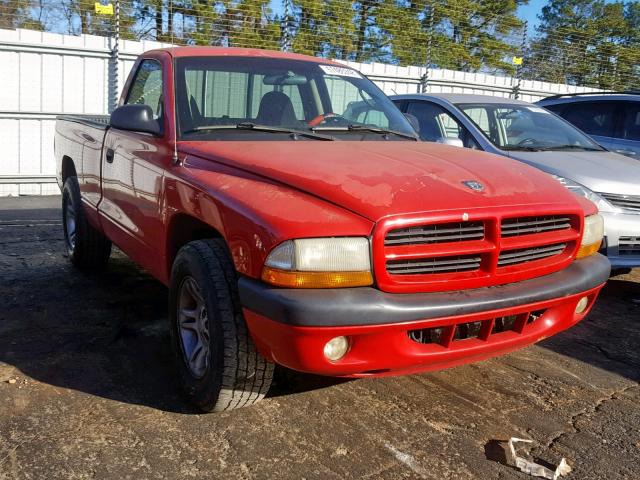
(169, 239), (273, 412)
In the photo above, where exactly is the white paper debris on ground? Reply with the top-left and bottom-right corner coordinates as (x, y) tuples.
(507, 438), (572, 480)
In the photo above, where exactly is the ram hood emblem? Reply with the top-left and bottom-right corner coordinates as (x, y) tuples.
(462, 180), (485, 192)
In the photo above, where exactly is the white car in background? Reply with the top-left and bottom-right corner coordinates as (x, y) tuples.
(391, 93), (640, 271)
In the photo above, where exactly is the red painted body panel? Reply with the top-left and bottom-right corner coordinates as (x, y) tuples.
(180, 141), (587, 222)
(55, 47), (605, 377)
(162, 158), (374, 282)
(244, 284), (603, 377)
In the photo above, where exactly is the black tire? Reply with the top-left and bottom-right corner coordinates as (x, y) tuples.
(610, 268), (632, 277)
(169, 239), (274, 412)
(62, 176), (112, 270)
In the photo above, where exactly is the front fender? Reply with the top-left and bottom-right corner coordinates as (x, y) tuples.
(164, 157), (374, 280)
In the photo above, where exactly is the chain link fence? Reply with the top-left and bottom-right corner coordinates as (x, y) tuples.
(1, 0), (638, 91)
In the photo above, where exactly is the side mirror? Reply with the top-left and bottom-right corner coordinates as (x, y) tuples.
(436, 137), (464, 148)
(403, 112), (420, 133)
(110, 104), (162, 136)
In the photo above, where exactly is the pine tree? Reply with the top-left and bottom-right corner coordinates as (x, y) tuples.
(229, 0), (281, 49)
(374, 0), (526, 71)
(0, 0), (45, 30)
(527, 0), (640, 89)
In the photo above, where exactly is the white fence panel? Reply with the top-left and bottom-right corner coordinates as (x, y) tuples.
(0, 28), (602, 196)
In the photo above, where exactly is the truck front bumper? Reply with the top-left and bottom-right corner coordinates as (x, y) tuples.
(239, 254), (610, 377)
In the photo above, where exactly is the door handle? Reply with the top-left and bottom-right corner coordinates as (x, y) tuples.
(614, 149), (636, 156)
(106, 148), (115, 163)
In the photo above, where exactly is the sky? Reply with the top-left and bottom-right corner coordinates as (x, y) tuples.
(518, 0), (619, 32)
(518, 0), (547, 30)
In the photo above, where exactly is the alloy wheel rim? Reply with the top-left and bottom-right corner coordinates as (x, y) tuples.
(177, 276), (211, 379)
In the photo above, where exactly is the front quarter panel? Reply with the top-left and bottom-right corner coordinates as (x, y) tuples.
(164, 154), (374, 281)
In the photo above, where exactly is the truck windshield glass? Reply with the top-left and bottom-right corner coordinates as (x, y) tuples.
(456, 103), (603, 151)
(176, 56), (415, 140)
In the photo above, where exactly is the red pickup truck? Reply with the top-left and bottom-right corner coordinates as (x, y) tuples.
(55, 47), (610, 412)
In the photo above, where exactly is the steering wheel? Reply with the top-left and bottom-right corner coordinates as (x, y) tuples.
(308, 113), (340, 127)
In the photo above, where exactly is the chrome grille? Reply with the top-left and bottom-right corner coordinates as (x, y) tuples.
(501, 216), (571, 237)
(599, 193), (640, 213)
(619, 237), (640, 255)
(385, 221), (484, 246)
(387, 254), (481, 275)
(498, 243), (567, 266)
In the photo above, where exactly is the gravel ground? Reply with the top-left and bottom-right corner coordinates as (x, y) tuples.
(1, 195), (639, 480)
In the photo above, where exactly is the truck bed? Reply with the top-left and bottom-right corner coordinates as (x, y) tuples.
(56, 114), (110, 129)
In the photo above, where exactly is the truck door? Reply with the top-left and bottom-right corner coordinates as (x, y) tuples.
(99, 58), (171, 280)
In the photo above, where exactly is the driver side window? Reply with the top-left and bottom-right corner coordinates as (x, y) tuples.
(125, 60), (163, 120)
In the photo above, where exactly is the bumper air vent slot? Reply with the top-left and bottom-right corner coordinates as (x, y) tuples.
(408, 310), (546, 346)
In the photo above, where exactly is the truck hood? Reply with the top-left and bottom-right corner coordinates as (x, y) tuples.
(183, 141), (583, 222)
(505, 150), (640, 196)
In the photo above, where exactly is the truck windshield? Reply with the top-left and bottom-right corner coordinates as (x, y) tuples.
(175, 56), (416, 141)
(456, 103), (603, 152)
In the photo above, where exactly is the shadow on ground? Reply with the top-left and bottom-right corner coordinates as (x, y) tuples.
(1, 246), (346, 413)
(540, 275), (640, 383)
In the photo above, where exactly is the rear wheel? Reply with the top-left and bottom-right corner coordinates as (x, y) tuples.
(62, 176), (111, 270)
(169, 239), (273, 412)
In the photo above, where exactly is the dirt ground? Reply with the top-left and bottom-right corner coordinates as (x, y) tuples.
(1, 195), (639, 480)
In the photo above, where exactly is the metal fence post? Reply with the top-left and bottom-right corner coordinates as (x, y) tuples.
(512, 20), (527, 100)
(612, 43), (620, 90)
(420, 4), (435, 93)
(109, 0), (120, 113)
(281, 0), (293, 52)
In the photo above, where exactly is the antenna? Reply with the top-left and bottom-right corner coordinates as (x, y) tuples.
(171, 53), (180, 166)
(170, 0), (179, 166)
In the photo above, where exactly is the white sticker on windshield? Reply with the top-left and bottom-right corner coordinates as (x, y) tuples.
(527, 106), (551, 114)
(320, 65), (362, 78)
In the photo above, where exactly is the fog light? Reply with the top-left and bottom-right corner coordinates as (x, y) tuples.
(575, 296), (589, 315)
(324, 336), (349, 361)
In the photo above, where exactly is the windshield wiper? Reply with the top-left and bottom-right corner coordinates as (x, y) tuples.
(236, 122), (334, 140)
(537, 144), (602, 152)
(502, 146), (543, 152)
(312, 124), (418, 141)
(183, 122), (334, 141)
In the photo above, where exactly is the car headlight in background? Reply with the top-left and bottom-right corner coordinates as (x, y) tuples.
(577, 214), (604, 259)
(551, 175), (618, 213)
(262, 238), (373, 288)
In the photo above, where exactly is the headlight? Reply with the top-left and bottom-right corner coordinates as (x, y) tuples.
(262, 238), (373, 288)
(577, 214), (604, 259)
(551, 175), (618, 213)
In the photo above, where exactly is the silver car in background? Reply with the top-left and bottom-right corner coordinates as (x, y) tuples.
(537, 92), (640, 159)
(391, 93), (640, 270)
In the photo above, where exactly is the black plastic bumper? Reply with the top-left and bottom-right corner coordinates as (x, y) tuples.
(238, 254), (610, 327)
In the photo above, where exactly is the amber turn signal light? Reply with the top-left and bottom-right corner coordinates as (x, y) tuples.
(576, 241), (601, 259)
(261, 267), (373, 288)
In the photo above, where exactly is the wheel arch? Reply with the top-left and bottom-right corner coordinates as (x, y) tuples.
(166, 213), (224, 280)
(61, 155), (77, 183)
